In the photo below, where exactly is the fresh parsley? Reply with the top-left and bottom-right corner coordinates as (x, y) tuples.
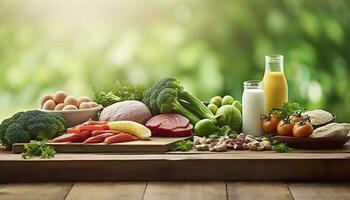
(272, 141), (292, 153)
(21, 140), (56, 159)
(171, 140), (193, 151)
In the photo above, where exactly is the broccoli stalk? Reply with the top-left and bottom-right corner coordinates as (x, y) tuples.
(179, 91), (215, 119)
(143, 77), (214, 124)
(157, 88), (200, 123)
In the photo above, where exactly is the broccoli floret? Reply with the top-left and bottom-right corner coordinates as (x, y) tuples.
(143, 77), (214, 124)
(3, 123), (31, 149)
(0, 112), (24, 144)
(0, 110), (66, 149)
(17, 110), (65, 140)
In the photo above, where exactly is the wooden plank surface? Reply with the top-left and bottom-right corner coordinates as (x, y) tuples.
(0, 182), (350, 199)
(227, 182), (292, 200)
(65, 182), (146, 200)
(0, 182), (72, 200)
(288, 183), (350, 200)
(0, 152), (349, 182)
(144, 182), (227, 200)
(12, 137), (190, 154)
(1, 151), (350, 160)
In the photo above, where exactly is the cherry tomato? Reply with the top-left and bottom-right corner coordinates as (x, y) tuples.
(290, 115), (304, 123)
(261, 116), (280, 134)
(293, 122), (313, 138)
(277, 120), (294, 136)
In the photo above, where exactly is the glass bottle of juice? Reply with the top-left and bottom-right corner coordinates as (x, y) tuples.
(263, 55), (288, 113)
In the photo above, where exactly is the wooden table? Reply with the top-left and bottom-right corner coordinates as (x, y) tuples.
(0, 144), (350, 199)
(0, 181), (350, 200)
(1, 144), (350, 182)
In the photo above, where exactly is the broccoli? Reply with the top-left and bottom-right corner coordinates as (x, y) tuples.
(18, 110), (65, 140)
(3, 123), (31, 149)
(0, 112), (24, 143)
(143, 77), (214, 124)
(0, 110), (66, 149)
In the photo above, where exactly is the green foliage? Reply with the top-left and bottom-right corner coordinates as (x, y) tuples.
(272, 141), (293, 153)
(93, 82), (146, 107)
(271, 102), (305, 119)
(171, 140), (193, 151)
(0, 1), (350, 122)
(21, 140), (56, 159)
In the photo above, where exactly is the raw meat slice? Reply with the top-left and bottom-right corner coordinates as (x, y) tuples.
(146, 114), (189, 130)
(145, 116), (162, 128)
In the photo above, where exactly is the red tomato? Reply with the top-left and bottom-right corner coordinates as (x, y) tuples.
(277, 120), (294, 136)
(290, 115), (304, 123)
(261, 116), (280, 134)
(293, 122), (313, 138)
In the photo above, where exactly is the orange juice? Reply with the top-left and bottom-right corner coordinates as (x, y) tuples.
(263, 55), (288, 113)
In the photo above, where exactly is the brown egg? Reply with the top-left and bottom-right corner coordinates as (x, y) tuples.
(62, 105), (78, 111)
(64, 96), (79, 107)
(40, 94), (54, 108)
(78, 96), (92, 105)
(54, 91), (67, 104)
(42, 99), (56, 110)
(79, 102), (92, 110)
(54, 103), (65, 111)
(88, 102), (98, 108)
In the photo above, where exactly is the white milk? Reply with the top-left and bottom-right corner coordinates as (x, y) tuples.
(242, 81), (265, 136)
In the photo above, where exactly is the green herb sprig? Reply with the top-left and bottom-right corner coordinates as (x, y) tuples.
(272, 141), (292, 153)
(209, 126), (238, 139)
(271, 102), (305, 119)
(171, 140), (193, 151)
(21, 140), (56, 159)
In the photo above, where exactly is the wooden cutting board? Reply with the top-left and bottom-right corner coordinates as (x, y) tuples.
(12, 137), (190, 154)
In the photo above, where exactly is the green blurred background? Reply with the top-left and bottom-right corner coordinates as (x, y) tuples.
(0, 0), (349, 122)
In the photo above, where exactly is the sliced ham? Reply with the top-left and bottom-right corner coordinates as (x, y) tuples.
(146, 114), (192, 137)
(146, 114), (189, 129)
(145, 116), (162, 128)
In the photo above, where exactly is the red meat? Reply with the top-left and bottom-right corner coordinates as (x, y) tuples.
(146, 114), (190, 129)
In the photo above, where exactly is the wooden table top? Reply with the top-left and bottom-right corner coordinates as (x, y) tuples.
(1, 144), (350, 182)
(0, 181), (350, 200)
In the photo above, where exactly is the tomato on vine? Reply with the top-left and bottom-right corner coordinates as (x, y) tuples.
(261, 114), (280, 134)
(293, 115), (313, 138)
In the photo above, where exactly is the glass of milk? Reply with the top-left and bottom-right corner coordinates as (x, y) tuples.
(242, 80), (265, 136)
